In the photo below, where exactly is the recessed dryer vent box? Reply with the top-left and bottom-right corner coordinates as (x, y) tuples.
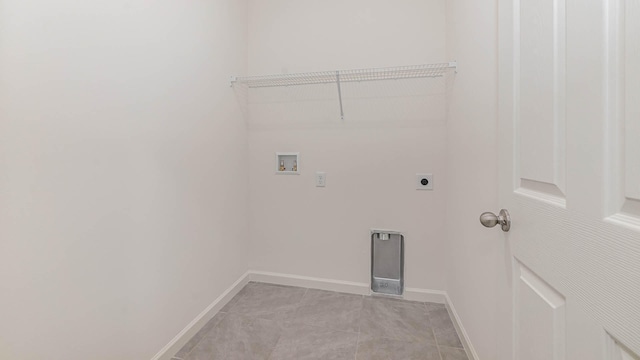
(371, 229), (404, 296)
(275, 152), (300, 175)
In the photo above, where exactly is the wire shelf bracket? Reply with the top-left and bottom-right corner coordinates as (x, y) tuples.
(335, 70), (344, 121)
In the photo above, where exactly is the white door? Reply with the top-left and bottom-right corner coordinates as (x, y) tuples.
(498, 0), (640, 359)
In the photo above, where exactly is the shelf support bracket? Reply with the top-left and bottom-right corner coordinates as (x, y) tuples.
(448, 61), (458, 73)
(336, 71), (345, 121)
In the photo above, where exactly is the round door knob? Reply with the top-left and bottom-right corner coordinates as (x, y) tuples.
(480, 212), (499, 227)
(479, 209), (511, 232)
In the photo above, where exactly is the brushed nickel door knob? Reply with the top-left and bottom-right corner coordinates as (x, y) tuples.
(480, 209), (511, 232)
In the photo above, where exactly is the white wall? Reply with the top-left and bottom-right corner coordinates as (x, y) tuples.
(0, 1), (249, 359)
(445, 0), (501, 359)
(246, 0), (448, 290)
(0, 1), (506, 358)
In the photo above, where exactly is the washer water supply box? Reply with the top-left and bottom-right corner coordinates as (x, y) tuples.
(371, 230), (404, 296)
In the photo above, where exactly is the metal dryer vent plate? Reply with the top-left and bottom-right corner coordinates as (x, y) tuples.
(370, 229), (404, 296)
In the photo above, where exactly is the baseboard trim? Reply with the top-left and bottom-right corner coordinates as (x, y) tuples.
(248, 271), (371, 295)
(150, 271), (251, 360)
(445, 293), (480, 360)
(404, 286), (447, 304)
(248, 271), (447, 304)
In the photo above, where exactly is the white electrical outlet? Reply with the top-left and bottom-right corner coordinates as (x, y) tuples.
(416, 174), (433, 190)
(316, 172), (326, 187)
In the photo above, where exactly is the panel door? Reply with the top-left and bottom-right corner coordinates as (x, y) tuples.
(498, 0), (640, 359)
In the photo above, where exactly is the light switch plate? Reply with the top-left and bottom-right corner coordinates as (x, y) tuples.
(416, 174), (433, 190)
(316, 172), (326, 187)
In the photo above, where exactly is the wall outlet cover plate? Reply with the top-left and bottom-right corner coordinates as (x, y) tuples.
(416, 174), (433, 190)
(315, 171), (326, 187)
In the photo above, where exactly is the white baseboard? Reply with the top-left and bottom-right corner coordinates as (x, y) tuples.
(247, 271), (370, 295)
(150, 271), (251, 360)
(151, 270), (477, 360)
(404, 286), (447, 304)
(249, 270), (447, 304)
(445, 293), (480, 360)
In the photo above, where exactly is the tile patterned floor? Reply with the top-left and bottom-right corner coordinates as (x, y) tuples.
(172, 282), (468, 360)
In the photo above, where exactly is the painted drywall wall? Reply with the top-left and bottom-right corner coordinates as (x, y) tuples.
(0, 1), (249, 359)
(445, 0), (501, 359)
(246, 0), (448, 290)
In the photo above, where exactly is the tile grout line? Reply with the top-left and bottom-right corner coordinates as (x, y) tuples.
(353, 331), (361, 360)
(267, 285), (309, 360)
(424, 302), (444, 360)
(182, 307), (229, 360)
(290, 286), (309, 322)
(264, 326), (283, 360)
(295, 319), (361, 335)
(176, 279), (254, 360)
(353, 294), (365, 360)
(290, 289), (363, 335)
(431, 305), (467, 352)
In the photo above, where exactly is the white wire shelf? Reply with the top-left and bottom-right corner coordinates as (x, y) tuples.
(231, 62), (457, 88)
(232, 62), (456, 122)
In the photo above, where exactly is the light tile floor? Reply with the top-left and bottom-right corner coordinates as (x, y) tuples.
(172, 282), (468, 360)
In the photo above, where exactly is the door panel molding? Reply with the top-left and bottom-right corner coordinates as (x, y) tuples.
(517, 179), (566, 207)
(514, 260), (566, 360)
(605, 0), (640, 227)
(514, 0), (567, 201)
